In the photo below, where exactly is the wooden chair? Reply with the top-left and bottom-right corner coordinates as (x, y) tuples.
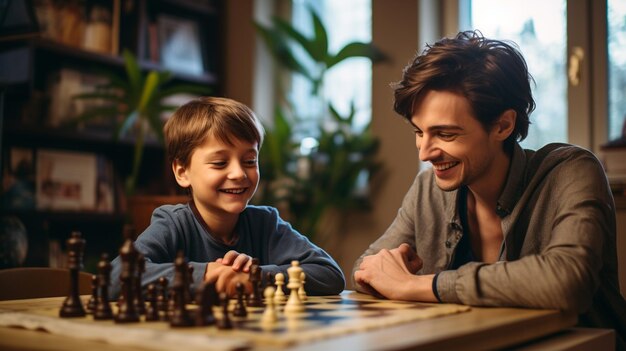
(0, 267), (92, 300)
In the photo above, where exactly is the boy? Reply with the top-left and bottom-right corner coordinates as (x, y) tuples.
(111, 97), (345, 298)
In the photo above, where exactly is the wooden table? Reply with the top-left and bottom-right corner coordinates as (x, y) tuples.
(0, 293), (584, 351)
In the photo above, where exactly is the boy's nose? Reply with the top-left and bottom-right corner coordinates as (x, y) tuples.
(228, 163), (247, 179)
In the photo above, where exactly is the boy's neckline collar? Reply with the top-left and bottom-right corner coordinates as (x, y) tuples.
(189, 200), (240, 246)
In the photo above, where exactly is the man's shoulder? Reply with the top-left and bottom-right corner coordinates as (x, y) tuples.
(525, 143), (605, 183)
(528, 143), (599, 168)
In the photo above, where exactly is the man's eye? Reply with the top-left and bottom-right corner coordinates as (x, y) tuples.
(414, 130), (423, 137)
(438, 133), (456, 140)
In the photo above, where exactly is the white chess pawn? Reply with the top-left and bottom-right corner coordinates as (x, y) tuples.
(284, 261), (304, 314)
(298, 271), (307, 301)
(273, 272), (287, 303)
(261, 286), (277, 324)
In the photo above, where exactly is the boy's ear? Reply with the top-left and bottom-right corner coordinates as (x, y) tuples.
(172, 160), (191, 188)
(492, 109), (516, 141)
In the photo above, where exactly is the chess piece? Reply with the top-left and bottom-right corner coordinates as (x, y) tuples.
(157, 277), (169, 312)
(94, 253), (113, 320)
(86, 274), (98, 313)
(273, 272), (286, 303)
(216, 292), (233, 329)
(284, 261), (304, 314)
(145, 284), (160, 322)
(170, 251), (194, 327)
(195, 282), (216, 326)
(115, 226), (140, 323)
(264, 271), (274, 289)
(60, 231), (86, 318)
(261, 286), (277, 324)
(298, 271), (307, 301)
(186, 264), (194, 304)
(133, 253), (146, 315)
(233, 282), (248, 317)
(247, 258), (263, 307)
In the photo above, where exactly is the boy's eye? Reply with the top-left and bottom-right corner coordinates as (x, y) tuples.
(209, 161), (227, 168)
(243, 159), (258, 168)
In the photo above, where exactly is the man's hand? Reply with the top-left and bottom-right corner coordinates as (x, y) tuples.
(214, 250), (253, 273)
(204, 262), (251, 296)
(393, 243), (422, 274)
(354, 243), (436, 302)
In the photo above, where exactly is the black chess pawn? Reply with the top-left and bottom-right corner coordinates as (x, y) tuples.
(157, 277), (169, 321)
(247, 258), (264, 307)
(115, 226), (140, 323)
(60, 231), (86, 318)
(233, 282), (247, 318)
(145, 284), (160, 322)
(94, 253), (113, 320)
(157, 277), (169, 310)
(195, 282), (216, 326)
(86, 274), (98, 313)
(216, 292), (233, 330)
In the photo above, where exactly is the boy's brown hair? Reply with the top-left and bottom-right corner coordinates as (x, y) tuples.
(163, 96), (265, 168)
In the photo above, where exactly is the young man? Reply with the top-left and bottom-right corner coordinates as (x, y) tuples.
(352, 31), (626, 347)
(110, 97), (345, 298)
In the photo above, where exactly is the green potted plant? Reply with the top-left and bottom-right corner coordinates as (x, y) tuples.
(73, 50), (211, 196)
(254, 7), (386, 242)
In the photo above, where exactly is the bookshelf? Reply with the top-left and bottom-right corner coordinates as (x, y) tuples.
(0, 0), (222, 271)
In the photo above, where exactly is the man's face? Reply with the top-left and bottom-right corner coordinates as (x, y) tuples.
(410, 90), (503, 192)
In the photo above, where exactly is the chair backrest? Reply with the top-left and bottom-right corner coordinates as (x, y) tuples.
(0, 267), (92, 300)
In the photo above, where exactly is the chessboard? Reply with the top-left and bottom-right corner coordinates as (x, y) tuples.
(0, 231), (471, 350)
(0, 292), (470, 351)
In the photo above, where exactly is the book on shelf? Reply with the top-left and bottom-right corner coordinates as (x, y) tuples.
(33, 0), (117, 55)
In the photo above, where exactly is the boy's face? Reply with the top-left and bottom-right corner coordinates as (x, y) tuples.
(174, 136), (259, 218)
(410, 90), (507, 192)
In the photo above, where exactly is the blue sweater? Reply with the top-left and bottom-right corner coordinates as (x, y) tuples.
(110, 204), (345, 299)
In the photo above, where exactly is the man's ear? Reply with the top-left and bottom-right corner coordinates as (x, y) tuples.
(492, 109), (516, 141)
(172, 159), (191, 188)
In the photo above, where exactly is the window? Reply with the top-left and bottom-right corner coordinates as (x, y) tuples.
(459, 0), (624, 151)
(290, 0), (372, 139)
(609, 0), (626, 140)
(469, 0), (567, 150)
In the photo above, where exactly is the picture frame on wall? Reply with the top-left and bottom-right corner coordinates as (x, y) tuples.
(36, 149), (97, 211)
(157, 14), (204, 75)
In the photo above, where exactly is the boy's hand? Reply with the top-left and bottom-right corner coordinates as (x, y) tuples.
(215, 250), (253, 273)
(204, 262), (252, 296)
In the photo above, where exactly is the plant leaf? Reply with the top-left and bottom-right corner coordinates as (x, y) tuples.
(326, 42), (388, 69)
(309, 6), (329, 62)
(255, 22), (314, 81)
(122, 50), (142, 94)
(118, 110), (139, 137)
(137, 71), (160, 112)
